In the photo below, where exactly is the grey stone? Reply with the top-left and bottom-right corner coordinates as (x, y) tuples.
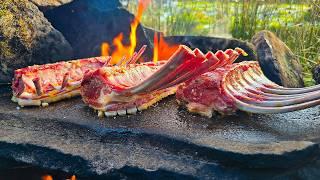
(252, 30), (304, 87)
(0, 86), (320, 178)
(0, 0), (73, 83)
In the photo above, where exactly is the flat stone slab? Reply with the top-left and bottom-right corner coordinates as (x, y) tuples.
(0, 86), (320, 178)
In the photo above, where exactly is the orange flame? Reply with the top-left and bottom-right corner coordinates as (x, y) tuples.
(153, 33), (159, 63)
(41, 174), (76, 180)
(42, 175), (53, 180)
(153, 33), (180, 62)
(101, 0), (151, 65)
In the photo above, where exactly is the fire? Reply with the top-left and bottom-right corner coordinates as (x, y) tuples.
(41, 174), (76, 180)
(153, 32), (180, 62)
(42, 175), (53, 180)
(70, 175), (76, 180)
(101, 0), (180, 64)
(153, 32), (159, 63)
(101, 0), (151, 65)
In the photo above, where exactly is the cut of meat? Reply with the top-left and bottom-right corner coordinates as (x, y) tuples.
(80, 61), (177, 116)
(176, 65), (237, 118)
(176, 61), (263, 118)
(80, 45), (247, 117)
(12, 57), (111, 106)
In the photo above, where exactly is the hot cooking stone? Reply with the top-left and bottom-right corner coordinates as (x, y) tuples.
(0, 86), (320, 178)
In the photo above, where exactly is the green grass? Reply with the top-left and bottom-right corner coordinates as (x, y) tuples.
(125, 0), (320, 86)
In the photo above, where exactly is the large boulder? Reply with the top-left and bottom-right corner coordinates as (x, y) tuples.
(44, 0), (153, 60)
(252, 30), (304, 87)
(0, 0), (73, 84)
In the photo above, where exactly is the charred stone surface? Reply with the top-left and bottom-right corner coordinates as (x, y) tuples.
(44, 0), (153, 61)
(0, 86), (320, 178)
(163, 36), (257, 62)
(252, 30), (304, 87)
(0, 0), (73, 84)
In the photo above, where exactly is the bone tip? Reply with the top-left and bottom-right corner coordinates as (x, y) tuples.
(117, 110), (127, 116)
(105, 111), (117, 117)
(98, 111), (105, 117)
(41, 102), (49, 107)
(235, 47), (248, 56)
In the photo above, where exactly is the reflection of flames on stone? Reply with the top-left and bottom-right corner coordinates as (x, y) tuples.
(101, 0), (180, 65)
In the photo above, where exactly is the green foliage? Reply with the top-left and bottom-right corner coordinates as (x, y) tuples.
(126, 0), (320, 85)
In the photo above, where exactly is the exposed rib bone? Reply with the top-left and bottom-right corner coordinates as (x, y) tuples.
(120, 45), (197, 94)
(32, 77), (43, 96)
(116, 56), (127, 66)
(129, 45), (147, 64)
(222, 61), (320, 114)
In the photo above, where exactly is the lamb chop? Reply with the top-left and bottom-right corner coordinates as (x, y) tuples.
(176, 64), (237, 117)
(177, 60), (320, 117)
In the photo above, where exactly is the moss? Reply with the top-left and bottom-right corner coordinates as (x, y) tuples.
(17, 17), (32, 47)
(0, 0), (33, 51)
(0, 41), (15, 59)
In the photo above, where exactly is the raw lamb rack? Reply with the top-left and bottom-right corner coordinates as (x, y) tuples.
(80, 45), (246, 117)
(12, 56), (111, 107)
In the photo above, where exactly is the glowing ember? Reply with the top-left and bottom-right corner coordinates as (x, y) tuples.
(41, 174), (76, 180)
(70, 175), (76, 180)
(101, 0), (151, 65)
(42, 175), (53, 180)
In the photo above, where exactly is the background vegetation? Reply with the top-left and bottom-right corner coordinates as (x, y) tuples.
(122, 0), (320, 86)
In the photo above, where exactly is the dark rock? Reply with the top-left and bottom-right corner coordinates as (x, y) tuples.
(312, 64), (320, 84)
(143, 26), (164, 42)
(44, 0), (153, 60)
(252, 30), (304, 87)
(163, 36), (257, 62)
(0, 0), (73, 84)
